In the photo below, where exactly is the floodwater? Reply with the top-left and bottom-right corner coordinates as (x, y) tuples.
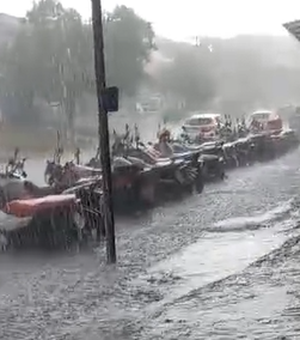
(1, 149), (300, 339)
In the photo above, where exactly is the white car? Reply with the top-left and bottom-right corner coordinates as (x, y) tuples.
(182, 113), (222, 140)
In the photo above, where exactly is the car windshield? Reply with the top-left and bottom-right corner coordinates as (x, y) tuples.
(186, 117), (213, 126)
(252, 113), (270, 121)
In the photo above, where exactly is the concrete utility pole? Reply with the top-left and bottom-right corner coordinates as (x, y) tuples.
(91, 0), (116, 263)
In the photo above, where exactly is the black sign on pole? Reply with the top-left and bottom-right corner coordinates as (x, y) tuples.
(101, 86), (119, 112)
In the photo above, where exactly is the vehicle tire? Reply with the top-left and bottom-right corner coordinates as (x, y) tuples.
(220, 171), (226, 180)
(0, 231), (9, 252)
(195, 171), (204, 193)
(72, 210), (87, 248)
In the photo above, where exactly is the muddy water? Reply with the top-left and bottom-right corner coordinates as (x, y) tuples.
(1, 150), (300, 339)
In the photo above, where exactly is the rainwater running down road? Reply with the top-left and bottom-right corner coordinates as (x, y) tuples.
(1, 149), (300, 339)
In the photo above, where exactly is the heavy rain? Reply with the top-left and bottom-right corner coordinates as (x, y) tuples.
(1, 0), (300, 339)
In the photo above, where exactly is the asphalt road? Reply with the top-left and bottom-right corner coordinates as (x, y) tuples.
(0, 148), (300, 339)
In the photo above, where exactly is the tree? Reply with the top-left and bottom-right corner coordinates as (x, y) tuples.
(0, 0), (89, 139)
(0, 29), (40, 124)
(103, 5), (155, 97)
(0, 1), (155, 132)
(156, 48), (215, 110)
(25, 0), (89, 140)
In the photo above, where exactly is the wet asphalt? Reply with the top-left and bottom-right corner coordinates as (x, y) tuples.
(1, 148), (300, 339)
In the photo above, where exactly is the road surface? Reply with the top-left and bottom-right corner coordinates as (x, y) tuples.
(1, 149), (300, 339)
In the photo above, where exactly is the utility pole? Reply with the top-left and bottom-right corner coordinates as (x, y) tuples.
(91, 0), (116, 263)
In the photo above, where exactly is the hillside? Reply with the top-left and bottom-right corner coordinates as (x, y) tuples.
(1, 12), (300, 116)
(156, 35), (300, 68)
(1, 12), (300, 67)
(0, 13), (21, 45)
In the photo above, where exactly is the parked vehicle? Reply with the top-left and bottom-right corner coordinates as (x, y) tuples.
(248, 110), (283, 133)
(0, 123), (299, 251)
(182, 113), (223, 141)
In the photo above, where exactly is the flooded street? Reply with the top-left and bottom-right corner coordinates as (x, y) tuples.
(1, 149), (300, 339)
(1, 0), (300, 339)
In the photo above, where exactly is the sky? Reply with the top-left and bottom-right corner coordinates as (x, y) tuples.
(1, 0), (300, 41)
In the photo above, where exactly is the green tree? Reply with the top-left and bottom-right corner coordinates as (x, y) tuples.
(104, 5), (155, 97)
(0, 0), (88, 139)
(157, 48), (215, 110)
(0, 29), (38, 124)
(26, 0), (88, 140)
(0, 0), (155, 137)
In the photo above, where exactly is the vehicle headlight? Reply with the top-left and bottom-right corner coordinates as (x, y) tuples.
(73, 211), (85, 230)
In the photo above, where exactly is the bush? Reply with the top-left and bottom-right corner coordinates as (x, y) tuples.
(161, 108), (187, 123)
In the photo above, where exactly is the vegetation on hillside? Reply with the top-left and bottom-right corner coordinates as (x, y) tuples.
(0, 0), (300, 134)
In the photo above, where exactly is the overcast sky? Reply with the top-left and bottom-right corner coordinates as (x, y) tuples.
(1, 0), (300, 41)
